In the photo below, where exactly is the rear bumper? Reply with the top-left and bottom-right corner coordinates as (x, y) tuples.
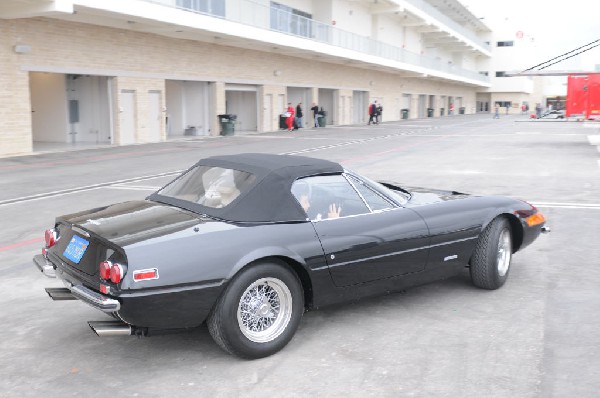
(56, 267), (121, 313)
(34, 253), (225, 328)
(33, 254), (56, 278)
(70, 284), (121, 312)
(33, 254), (120, 313)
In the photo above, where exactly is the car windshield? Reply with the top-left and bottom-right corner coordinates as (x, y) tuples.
(345, 169), (410, 205)
(157, 166), (256, 208)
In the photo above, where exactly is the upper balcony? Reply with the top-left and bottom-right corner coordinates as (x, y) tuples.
(396, 0), (492, 55)
(0, 0), (491, 86)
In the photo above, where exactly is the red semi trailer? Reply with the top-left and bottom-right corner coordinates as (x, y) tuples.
(566, 74), (600, 119)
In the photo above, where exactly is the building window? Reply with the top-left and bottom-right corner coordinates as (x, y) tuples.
(496, 101), (512, 108)
(495, 71), (508, 77)
(176, 0), (225, 17)
(479, 71), (489, 76)
(270, 2), (312, 38)
(497, 41), (514, 47)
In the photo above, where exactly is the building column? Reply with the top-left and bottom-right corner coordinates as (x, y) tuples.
(210, 81), (226, 136)
(435, 95), (443, 117)
(410, 95), (419, 119)
(0, 21), (33, 156)
(310, 87), (319, 107)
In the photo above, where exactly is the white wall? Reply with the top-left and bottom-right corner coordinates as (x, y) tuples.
(403, 26), (422, 54)
(165, 80), (184, 135)
(71, 75), (111, 143)
(311, 0), (332, 24)
(275, 0), (313, 13)
(165, 80), (209, 136)
(184, 81), (209, 134)
(318, 88), (335, 124)
(331, 0), (371, 36)
(30, 73), (68, 143)
(287, 87), (310, 111)
(491, 76), (534, 93)
(374, 14), (405, 47)
(226, 90), (258, 132)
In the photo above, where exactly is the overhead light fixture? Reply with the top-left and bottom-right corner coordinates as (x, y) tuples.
(273, 70), (282, 77)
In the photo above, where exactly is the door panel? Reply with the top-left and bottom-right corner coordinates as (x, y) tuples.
(409, 201), (483, 269)
(119, 90), (136, 144)
(314, 208), (430, 287)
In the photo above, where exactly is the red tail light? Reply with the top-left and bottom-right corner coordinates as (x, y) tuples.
(99, 261), (112, 280)
(110, 263), (124, 283)
(45, 229), (58, 248)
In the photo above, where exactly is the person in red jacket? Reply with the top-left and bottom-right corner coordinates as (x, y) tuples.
(286, 102), (295, 132)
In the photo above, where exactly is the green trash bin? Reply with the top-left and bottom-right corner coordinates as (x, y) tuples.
(218, 114), (236, 136)
(401, 109), (409, 119)
(318, 114), (326, 127)
(427, 108), (434, 118)
(459, 107), (465, 115)
(221, 121), (234, 135)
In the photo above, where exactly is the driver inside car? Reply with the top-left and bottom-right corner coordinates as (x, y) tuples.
(291, 179), (341, 221)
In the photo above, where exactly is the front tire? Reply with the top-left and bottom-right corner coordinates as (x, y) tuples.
(470, 217), (513, 290)
(207, 262), (304, 359)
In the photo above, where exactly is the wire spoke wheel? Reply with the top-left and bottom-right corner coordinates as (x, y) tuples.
(208, 262), (303, 358)
(237, 277), (293, 343)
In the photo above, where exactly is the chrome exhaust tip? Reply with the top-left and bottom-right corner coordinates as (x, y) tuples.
(45, 287), (77, 301)
(541, 226), (551, 234)
(88, 320), (133, 337)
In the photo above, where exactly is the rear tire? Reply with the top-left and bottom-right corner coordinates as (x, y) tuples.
(470, 217), (513, 290)
(207, 262), (304, 359)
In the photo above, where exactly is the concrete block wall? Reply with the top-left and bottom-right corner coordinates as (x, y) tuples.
(0, 17), (482, 157)
(0, 20), (34, 156)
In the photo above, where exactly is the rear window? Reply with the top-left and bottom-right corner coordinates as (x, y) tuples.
(158, 166), (256, 208)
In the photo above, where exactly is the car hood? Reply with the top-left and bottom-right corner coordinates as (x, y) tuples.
(404, 186), (471, 206)
(57, 200), (207, 247)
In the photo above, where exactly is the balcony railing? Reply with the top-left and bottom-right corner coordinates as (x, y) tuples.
(144, 0), (490, 84)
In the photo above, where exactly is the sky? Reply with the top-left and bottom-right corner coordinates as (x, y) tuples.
(460, 0), (600, 70)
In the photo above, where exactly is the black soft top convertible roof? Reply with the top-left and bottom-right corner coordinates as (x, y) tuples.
(148, 153), (343, 223)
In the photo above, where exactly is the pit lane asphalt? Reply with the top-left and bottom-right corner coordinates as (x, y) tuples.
(1, 114), (599, 397)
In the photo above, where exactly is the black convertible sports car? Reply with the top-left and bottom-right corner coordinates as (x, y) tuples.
(34, 153), (548, 358)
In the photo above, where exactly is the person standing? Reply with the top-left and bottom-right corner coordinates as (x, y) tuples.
(311, 102), (319, 128)
(494, 103), (500, 119)
(535, 103), (542, 119)
(376, 103), (383, 124)
(368, 100), (377, 125)
(286, 102), (295, 132)
(295, 102), (303, 129)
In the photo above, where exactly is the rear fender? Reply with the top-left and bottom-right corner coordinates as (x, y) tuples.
(228, 246), (307, 280)
(227, 247), (314, 308)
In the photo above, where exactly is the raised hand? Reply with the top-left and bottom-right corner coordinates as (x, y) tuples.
(328, 203), (341, 219)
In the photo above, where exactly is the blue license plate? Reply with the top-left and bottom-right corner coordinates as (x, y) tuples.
(63, 235), (89, 264)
